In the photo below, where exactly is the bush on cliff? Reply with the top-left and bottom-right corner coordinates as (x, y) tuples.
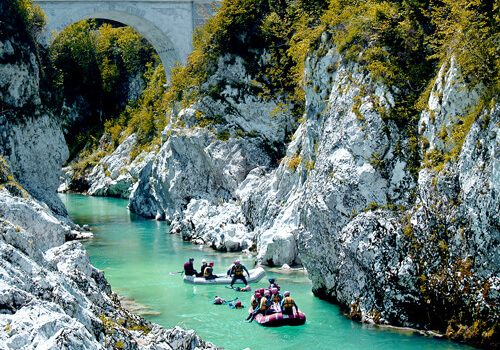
(49, 20), (160, 160)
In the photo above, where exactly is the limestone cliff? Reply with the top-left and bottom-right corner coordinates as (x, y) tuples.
(126, 35), (498, 349)
(286, 43), (498, 347)
(128, 55), (295, 253)
(0, 0), (68, 216)
(0, 1), (216, 348)
(54, 1), (498, 347)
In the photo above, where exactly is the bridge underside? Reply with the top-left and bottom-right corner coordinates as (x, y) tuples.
(36, 1), (215, 76)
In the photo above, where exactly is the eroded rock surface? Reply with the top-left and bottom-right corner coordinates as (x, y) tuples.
(0, 189), (216, 350)
(126, 41), (498, 346)
(0, 3), (217, 347)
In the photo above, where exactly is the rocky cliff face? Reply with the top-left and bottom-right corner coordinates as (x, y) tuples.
(0, 6), (68, 216)
(128, 55), (295, 251)
(247, 43), (499, 346)
(123, 35), (498, 346)
(80, 134), (156, 199)
(0, 178), (215, 349)
(0, 114), (69, 215)
(0, 2), (216, 348)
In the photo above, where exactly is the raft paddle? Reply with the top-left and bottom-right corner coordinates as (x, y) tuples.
(169, 271), (184, 276)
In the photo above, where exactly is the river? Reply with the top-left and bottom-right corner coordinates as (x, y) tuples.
(60, 194), (473, 350)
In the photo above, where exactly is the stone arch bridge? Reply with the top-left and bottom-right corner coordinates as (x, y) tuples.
(34, 0), (218, 75)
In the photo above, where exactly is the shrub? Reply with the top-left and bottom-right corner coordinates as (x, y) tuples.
(10, 0), (46, 37)
(287, 154), (302, 171)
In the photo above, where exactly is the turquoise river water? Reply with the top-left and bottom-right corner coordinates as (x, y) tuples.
(60, 194), (474, 350)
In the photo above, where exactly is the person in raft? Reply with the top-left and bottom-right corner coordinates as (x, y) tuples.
(247, 289), (272, 322)
(204, 261), (218, 280)
(280, 291), (298, 316)
(183, 258), (198, 276)
(245, 290), (262, 320)
(250, 290), (261, 310)
(268, 278), (281, 291)
(270, 287), (282, 312)
(198, 259), (208, 277)
(228, 259), (250, 288)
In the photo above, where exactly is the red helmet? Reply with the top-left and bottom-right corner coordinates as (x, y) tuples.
(255, 292), (261, 298)
(209, 262), (214, 266)
(259, 288), (265, 295)
(271, 287), (278, 295)
(235, 300), (242, 307)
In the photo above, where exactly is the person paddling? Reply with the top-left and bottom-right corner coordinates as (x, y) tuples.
(228, 259), (250, 288)
(183, 258), (198, 276)
(248, 289), (271, 322)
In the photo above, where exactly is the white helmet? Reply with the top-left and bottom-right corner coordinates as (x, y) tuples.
(202, 259), (207, 263)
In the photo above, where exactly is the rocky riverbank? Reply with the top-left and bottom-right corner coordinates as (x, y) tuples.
(0, 1), (216, 348)
(123, 39), (499, 347)
(55, 1), (498, 347)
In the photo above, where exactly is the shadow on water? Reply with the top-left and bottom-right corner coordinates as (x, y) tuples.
(60, 194), (475, 350)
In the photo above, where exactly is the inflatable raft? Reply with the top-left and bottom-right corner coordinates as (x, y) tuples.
(183, 267), (266, 285)
(250, 308), (306, 327)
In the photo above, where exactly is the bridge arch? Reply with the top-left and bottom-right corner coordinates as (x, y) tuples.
(56, 11), (179, 76)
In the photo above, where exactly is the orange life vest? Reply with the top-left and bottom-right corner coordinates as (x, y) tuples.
(204, 266), (213, 277)
(283, 296), (295, 310)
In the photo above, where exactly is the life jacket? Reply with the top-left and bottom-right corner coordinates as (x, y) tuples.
(233, 264), (244, 276)
(272, 294), (281, 304)
(251, 296), (260, 309)
(260, 297), (271, 311)
(282, 296), (295, 310)
(204, 266), (213, 277)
